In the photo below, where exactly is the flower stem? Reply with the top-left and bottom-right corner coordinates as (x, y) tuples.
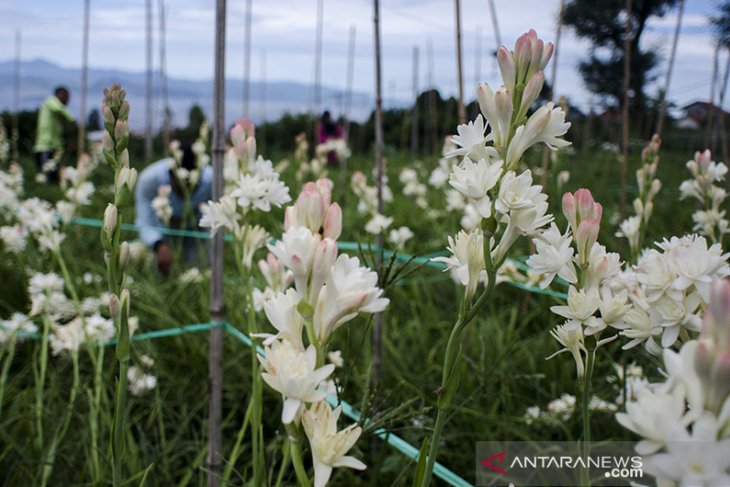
(0, 334), (17, 418)
(580, 346), (596, 487)
(421, 268), (496, 487)
(246, 278), (265, 486)
(289, 433), (312, 487)
(34, 314), (52, 452)
(112, 313), (130, 487)
(41, 350), (80, 487)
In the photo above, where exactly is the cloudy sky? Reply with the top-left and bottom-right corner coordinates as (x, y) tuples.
(0, 0), (723, 115)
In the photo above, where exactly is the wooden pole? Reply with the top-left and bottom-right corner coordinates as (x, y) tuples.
(411, 46), (420, 160)
(655, 0), (684, 137)
(427, 38), (438, 154)
(145, 0), (154, 163)
(207, 0), (227, 485)
(243, 0), (252, 116)
(454, 0), (466, 125)
(12, 30), (21, 164)
(313, 0), (324, 114)
(372, 0), (385, 388)
(487, 0), (501, 51)
(341, 24), (356, 201)
(159, 0), (170, 156)
(706, 42), (721, 150)
(620, 0), (632, 220)
(712, 48), (730, 161)
(474, 26), (482, 87)
(539, 0), (564, 191)
(259, 48), (267, 154)
(77, 0), (90, 159)
(344, 24), (356, 138)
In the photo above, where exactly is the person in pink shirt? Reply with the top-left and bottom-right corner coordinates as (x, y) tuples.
(317, 110), (344, 166)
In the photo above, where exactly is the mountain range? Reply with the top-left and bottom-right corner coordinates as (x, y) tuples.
(0, 59), (378, 130)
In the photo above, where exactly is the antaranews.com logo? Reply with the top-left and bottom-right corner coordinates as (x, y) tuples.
(476, 441), (646, 486)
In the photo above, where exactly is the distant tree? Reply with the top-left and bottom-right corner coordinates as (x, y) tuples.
(711, 1), (730, 47)
(564, 0), (679, 112)
(86, 108), (101, 132)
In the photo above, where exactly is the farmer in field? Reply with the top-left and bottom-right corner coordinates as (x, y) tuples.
(33, 86), (76, 180)
(135, 143), (213, 275)
(317, 110), (345, 166)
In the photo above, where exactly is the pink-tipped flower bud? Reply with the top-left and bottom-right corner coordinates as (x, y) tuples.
(296, 181), (327, 232)
(315, 178), (333, 208)
(576, 213), (601, 264)
(696, 149), (712, 172)
(562, 191), (577, 231)
(496, 46), (516, 94)
(284, 205), (298, 231)
(518, 70), (544, 120)
(575, 188), (598, 220)
(309, 238), (338, 304)
(322, 203), (342, 240)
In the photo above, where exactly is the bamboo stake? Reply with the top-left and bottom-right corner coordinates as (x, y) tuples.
(313, 0), (324, 115)
(411, 45), (420, 160)
(243, 0), (252, 116)
(454, 0), (466, 125)
(474, 26), (482, 87)
(372, 0), (385, 388)
(486, 0), (501, 51)
(712, 49), (730, 161)
(620, 0), (632, 220)
(427, 38), (438, 155)
(706, 42), (720, 150)
(77, 0), (90, 159)
(341, 24), (356, 201)
(655, 0), (684, 137)
(145, 0), (154, 163)
(259, 48), (267, 154)
(344, 24), (356, 138)
(12, 30), (20, 164)
(159, 0), (170, 156)
(207, 0), (227, 485)
(539, 0), (564, 191)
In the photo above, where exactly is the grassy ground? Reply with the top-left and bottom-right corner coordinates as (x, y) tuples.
(0, 137), (703, 485)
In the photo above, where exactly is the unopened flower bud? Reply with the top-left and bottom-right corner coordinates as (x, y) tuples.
(109, 293), (121, 322)
(115, 120), (128, 140)
(562, 192), (577, 231)
(118, 149), (129, 168)
(120, 288), (131, 316)
(119, 241), (131, 269)
(118, 100), (129, 120)
(102, 104), (114, 125)
(103, 131), (114, 151)
(104, 203), (118, 235)
(649, 179), (662, 199)
(309, 238), (338, 304)
(322, 203), (342, 240)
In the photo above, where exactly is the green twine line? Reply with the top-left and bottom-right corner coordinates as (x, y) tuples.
(65, 216), (568, 299)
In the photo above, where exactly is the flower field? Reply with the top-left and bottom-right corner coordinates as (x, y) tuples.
(1, 29), (730, 487)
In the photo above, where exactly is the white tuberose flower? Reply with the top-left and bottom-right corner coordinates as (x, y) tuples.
(302, 401), (366, 487)
(259, 340), (335, 424)
(432, 230), (486, 300)
(448, 157), (503, 218)
(526, 223), (577, 288)
(313, 255), (389, 343)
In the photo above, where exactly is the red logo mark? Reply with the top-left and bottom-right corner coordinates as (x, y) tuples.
(481, 451), (507, 475)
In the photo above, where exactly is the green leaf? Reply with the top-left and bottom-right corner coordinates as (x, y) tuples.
(411, 437), (430, 487)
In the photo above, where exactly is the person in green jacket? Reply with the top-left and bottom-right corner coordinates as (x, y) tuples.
(34, 86), (75, 179)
